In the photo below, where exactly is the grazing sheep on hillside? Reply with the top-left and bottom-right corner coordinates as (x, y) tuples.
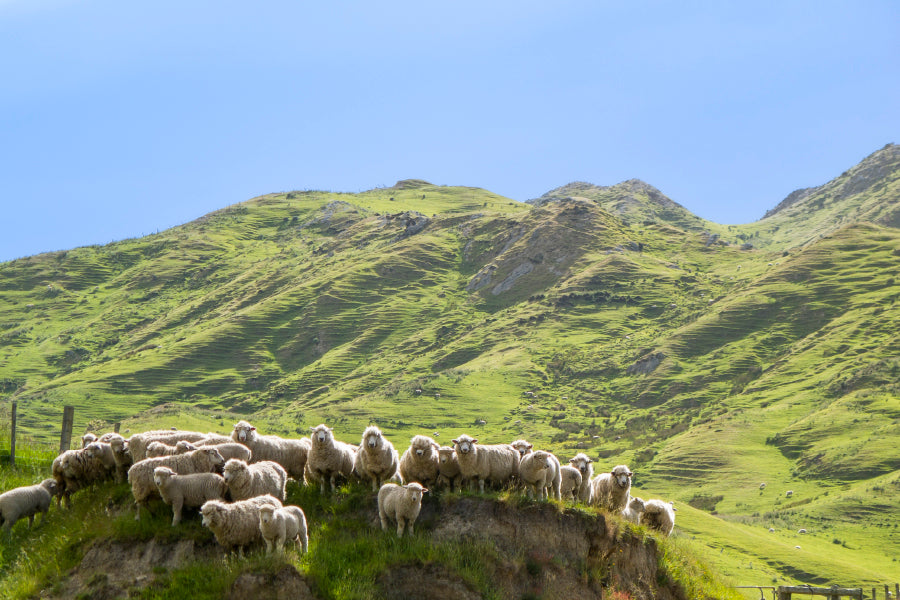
(223, 459), (287, 502)
(641, 499), (675, 536)
(622, 496), (645, 524)
(398, 435), (440, 488)
(106, 434), (132, 483)
(568, 453), (594, 504)
(201, 495), (282, 554)
(231, 420), (311, 480)
(258, 504), (308, 554)
(305, 424), (357, 494)
(452, 434), (519, 493)
(559, 465), (582, 502)
(354, 426), (399, 492)
(128, 447), (226, 520)
(52, 449), (106, 508)
(518, 450), (561, 501)
(127, 430), (208, 463)
(83, 442), (117, 481)
(590, 465), (633, 513)
(436, 446), (462, 492)
(378, 482), (428, 537)
(0, 479), (58, 532)
(153, 466), (227, 526)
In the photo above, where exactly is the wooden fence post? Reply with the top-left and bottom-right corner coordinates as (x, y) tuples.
(10, 401), (17, 467)
(59, 405), (75, 454)
(114, 422), (120, 434)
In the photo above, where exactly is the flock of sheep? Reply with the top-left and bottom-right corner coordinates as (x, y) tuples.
(0, 420), (674, 554)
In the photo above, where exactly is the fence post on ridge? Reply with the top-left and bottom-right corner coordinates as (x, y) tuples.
(59, 405), (75, 454)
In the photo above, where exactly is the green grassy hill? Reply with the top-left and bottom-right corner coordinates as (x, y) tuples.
(1, 145), (898, 592)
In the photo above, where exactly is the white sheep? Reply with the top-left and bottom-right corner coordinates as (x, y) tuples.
(153, 466), (228, 526)
(786, 490), (794, 497)
(258, 504), (308, 555)
(353, 426), (399, 492)
(510, 439), (533, 458)
(568, 453), (594, 504)
(452, 434), (519, 493)
(518, 450), (561, 501)
(378, 482), (428, 537)
(0, 479), (58, 532)
(622, 496), (645, 524)
(201, 495), (282, 554)
(81, 433), (98, 448)
(398, 435), (441, 488)
(231, 420), (311, 480)
(51, 448), (105, 508)
(559, 465), (582, 502)
(197, 442), (252, 463)
(106, 434), (132, 483)
(590, 464), (633, 513)
(194, 432), (234, 446)
(127, 430), (208, 462)
(305, 424), (357, 494)
(145, 440), (197, 458)
(641, 499), (675, 536)
(127, 447), (226, 520)
(83, 442), (117, 482)
(223, 459), (287, 502)
(436, 446), (462, 492)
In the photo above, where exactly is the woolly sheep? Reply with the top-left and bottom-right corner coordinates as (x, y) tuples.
(378, 482), (428, 537)
(201, 495), (282, 554)
(197, 442), (252, 463)
(559, 465), (582, 502)
(590, 464), (633, 513)
(107, 434), (132, 483)
(231, 420), (311, 480)
(127, 430), (208, 462)
(518, 450), (561, 501)
(436, 446), (462, 492)
(223, 459), (287, 502)
(258, 504), (308, 555)
(305, 424), (357, 494)
(786, 490), (793, 497)
(194, 432), (234, 446)
(354, 426), (399, 492)
(51, 448), (106, 508)
(83, 442), (117, 481)
(452, 434), (519, 493)
(622, 496), (645, 524)
(146, 440), (197, 458)
(510, 439), (533, 458)
(398, 435), (440, 488)
(153, 466), (227, 526)
(568, 453), (594, 504)
(81, 433), (98, 448)
(128, 447), (226, 520)
(641, 499), (675, 536)
(0, 479), (58, 532)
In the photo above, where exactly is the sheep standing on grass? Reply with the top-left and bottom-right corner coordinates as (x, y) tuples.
(354, 426), (399, 492)
(590, 465), (633, 513)
(258, 504), (308, 554)
(622, 496), (645, 524)
(641, 499), (675, 536)
(569, 453), (594, 504)
(305, 425), (357, 494)
(127, 430), (207, 463)
(452, 434), (519, 493)
(559, 465), (583, 502)
(231, 420), (311, 481)
(52, 449), (99, 508)
(201, 495), (282, 554)
(518, 450), (561, 501)
(153, 466), (227, 526)
(128, 447), (226, 520)
(83, 442), (117, 482)
(377, 482), (428, 537)
(398, 435), (441, 488)
(223, 459), (288, 502)
(436, 446), (462, 492)
(106, 435), (132, 483)
(0, 479), (58, 532)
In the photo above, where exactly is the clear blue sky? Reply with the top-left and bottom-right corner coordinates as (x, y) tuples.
(1, 1), (898, 262)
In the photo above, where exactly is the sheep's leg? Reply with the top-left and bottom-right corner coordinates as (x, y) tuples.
(171, 499), (183, 526)
(408, 521), (415, 536)
(264, 538), (274, 555)
(300, 533), (308, 554)
(28, 514), (35, 527)
(379, 510), (389, 532)
(478, 479), (485, 494)
(397, 518), (405, 537)
(134, 501), (142, 521)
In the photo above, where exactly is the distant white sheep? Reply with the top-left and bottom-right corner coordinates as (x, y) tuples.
(398, 435), (441, 488)
(786, 490), (793, 497)
(622, 496), (645, 524)
(568, 453), (594, 504)
(258, 504), (308, 555)
(436, 446), (462, 492)
(452, 434), (519, 493)
(378, 482), (428, 537)
(0, 479), (58, 532)
(518, 450), (561, 501)
(153, 466), (228, 526)
(127, 447), (226, 520)
(201, 495), (282, 554)
(590, 464), (633, 513)
(223, 459), (287, 502)
(127, 430), (207, 462)
(559, 465), (582, 502)
(231, 420), (311, 480)
(353, 426), (399, 492)
(641, 499), (675, 536)
(305, 424), (357, 494)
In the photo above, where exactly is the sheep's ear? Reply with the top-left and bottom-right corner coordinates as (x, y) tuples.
(250, 427), (257, 431)
(328, 427), (333, 432)
(471, 439), (478, 444)
(309, 427), (316, 432)
(421, 487), (429, 493)
(569, 458), (577, 464)
(628, 471), (634, 477)
(526, 443), (533, 450)
(432, 442), (439, 450)
(587, 458), (593, 463)
(451, 439), (459, 445)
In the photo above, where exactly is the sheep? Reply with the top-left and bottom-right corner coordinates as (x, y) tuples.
(231, 420), (311, 480)
(305, 424), (357, 494)
(759, 482), (767, 490)
(641, 499), (675, 536)
(398, 435), (441, 488)
(153, 466), (227, 526)
(127, 430), (208, 462)
(197, 442), (252, 463)
(622, 496), (645, 524)
(81, 433), (98, 448)
(127, 447), (226, 520)
(51, 448), (105, 508)
(222, 459), (288, 502)
(568, 453), (594, 504)
(201, 495), (282, 554)
(194, 432), (234, 446)
(146, 440), (197, 458)
(510, 439), (533, 458)
(590, 464), (633, 513)
(798, 528), (807, 534)
(518, 450), (561, 501)
(83, 441), (117, 481)
(0, 479), (58, 532)
(258, 504), (308, 555)
(436, 446), (462, 492)
(377, 482), (428, 537)
(353, 426), (399, 492)
(106, 434), (132, 483)
(786, 490), (794, 497)
(452, 434), (519, 493)
(559, 465), (582, 502)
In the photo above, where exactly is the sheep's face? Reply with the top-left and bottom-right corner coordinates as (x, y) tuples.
(452, 435), (477, 455)
(41, 479), (59, 495)
(410, 435), (437, 459)
(438, 447), (456, 465)
(363, 427), (383, 449)
(200, 448), (226, 472)
(532, 451), (552, 469)
(82, 433), (97, 448)
(310, 425), (333, 445)
(153, 467), (173, 488)
(175, 441), (196, 454)
(403, 482), (428, 502)
(628, 496), (645, 512)
(570, 453), (593, 476)
(223, 460), (247, 484)
(258, 505), (276, 525)
(611, 465), (633, 488)
(232, 421), (256, 443)
(146, 442), (167, 457)
(201, 503), (224, 528)
(511, 440), (533, 457)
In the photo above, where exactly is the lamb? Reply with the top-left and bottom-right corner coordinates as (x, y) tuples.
(590, 464), (633, 513)
(436, 446), (462, 492)
(398, 435), (441, 488)
(568, 453), (594, 504)
(222, 459), (288, 502)
(201, 495), (282, 554)
(452, 434), (519, 493)
(354, 426), (399, 492)
(518, 450), (561, 501)
(258, 504), (308, 554)
(106, 434), (132, 483)
(145, 440), (197, 458)
(559, 465), (583, 502)
(305, 424), (357, 494)
(127, 447), (226, 520)
(0, 479), (58, 532)
(127, 430), (207, 462)
(153, 466), (228, 526)
(377, 482), (428, 537)
(622, 496), (645, 524)
(641, 499), (675, 536)
(231, 420), (311, 480)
